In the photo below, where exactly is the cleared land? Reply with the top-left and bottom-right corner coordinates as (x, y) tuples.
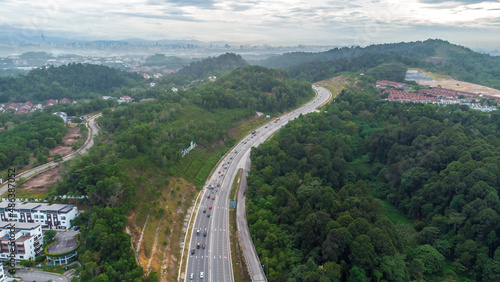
(315, 75), (353, 98)
(417, 78), (500, 97)
(50, 123), (83, 157)
(410, 69), (500, 97)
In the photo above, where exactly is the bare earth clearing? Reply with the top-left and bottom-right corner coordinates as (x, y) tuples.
(316, 75), (352, 97)
(416, 79), (500, 97)
(10, 123), (82, 194)
(20, 166), (62, 191)
(49, 123), (82, 156)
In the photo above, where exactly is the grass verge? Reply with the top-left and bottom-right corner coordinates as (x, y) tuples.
(380, 200), (412, 225)
(230, 169), (243, 201)
(177, 188), (204, 281)
(229, 169), (251, 282)
(37, 265), (67, 274)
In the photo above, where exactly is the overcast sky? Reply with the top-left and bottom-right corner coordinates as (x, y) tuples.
(1, 0), (499, 47)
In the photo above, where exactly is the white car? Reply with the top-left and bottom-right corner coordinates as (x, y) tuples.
(190, 273), (194, 280)
(200, 272), (204, 279)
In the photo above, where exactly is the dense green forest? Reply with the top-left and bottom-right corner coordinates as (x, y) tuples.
(45, 63), (313, 280)
(288, 53), (413, 82)
(247, 75), (500, 281)
(0, 113), (67, 169)
(0, 63), (143, 103)
(258, 39), (500, 90)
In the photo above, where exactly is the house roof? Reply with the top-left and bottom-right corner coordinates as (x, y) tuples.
(45, 99), (58, 107)
(5, 103), (19, 110)
(22, 101), (34, 108)
(15, 108), (30, 114)
(0, 221), (41, 230)
(0, 202), (74, 213)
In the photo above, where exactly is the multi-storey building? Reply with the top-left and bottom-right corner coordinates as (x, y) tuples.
(0, 222), (43, 262)
(0, 263), (5, 282)
(0, 202), (78, 230)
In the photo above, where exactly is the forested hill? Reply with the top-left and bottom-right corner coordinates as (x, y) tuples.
(247, 76), (500, 281)
(257, 39), (500, 89)
(191, 65), (312, 112)
(0, 63), (143, 103)
(161, 53), (248, 85)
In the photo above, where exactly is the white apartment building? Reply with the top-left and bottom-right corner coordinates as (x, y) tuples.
(0, 222), (43, 262)
(0, 202), (78, 230)
(0, 264), (5, 282)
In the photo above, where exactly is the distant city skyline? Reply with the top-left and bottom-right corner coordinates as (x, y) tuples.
(0, 0), (499, 49)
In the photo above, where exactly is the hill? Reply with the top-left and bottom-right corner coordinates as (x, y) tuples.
(160, 53), (248, 86)
(0, 63), (143, 103)
(258, 39), (500, 90)
(247, 78), (500, 281)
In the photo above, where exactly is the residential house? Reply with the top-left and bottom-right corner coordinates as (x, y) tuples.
(14, 108), (30, 115)
(21, 101), (34, 111)
(376, 80), (408, 90)
(118, 95), (133, 103)
(53, 112), (67, 123)
(0, 202), (79, 230)
(0, 262), (4, 281)
(4, 103), (20, 112)
(59, 98), (72, 104)
(45, 99), (58, 107)
(0, 222), (43, 262)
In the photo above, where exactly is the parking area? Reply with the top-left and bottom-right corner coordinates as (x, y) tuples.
(46, 230), (79, 254)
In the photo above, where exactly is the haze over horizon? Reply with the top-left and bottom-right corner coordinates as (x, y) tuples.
(0, 0), (499, 49)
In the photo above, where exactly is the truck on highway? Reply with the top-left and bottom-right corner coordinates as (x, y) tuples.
(275, 117), (280, 123)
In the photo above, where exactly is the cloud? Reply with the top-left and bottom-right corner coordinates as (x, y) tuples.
(148, 0), (217, 9)
(419, 0), (491, 4)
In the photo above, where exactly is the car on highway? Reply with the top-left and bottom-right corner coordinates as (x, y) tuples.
(209, 206), (212, 209)
(203, 231), (207, 237)
(203, 209), (206, 213)
(200, 272), (204, 279)
(207, 214), (210, 217)
(207, 195), (210, 199)
(212, 196), (215, 200)
(202, 243), (206, 249)
(197, 243), (200, 249)
(197, 230), (200, 236)
(191, 249), (195, 254)
(190, 273), (194, 280)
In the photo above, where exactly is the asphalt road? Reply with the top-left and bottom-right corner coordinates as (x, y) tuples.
(184, 85), (332, 282)
(47, 230), (79, 254)
(15, 269), (68, 282)
(0, 113), (101, 196)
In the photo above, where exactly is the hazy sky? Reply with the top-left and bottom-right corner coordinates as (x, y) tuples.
(1, 0), (499, 47)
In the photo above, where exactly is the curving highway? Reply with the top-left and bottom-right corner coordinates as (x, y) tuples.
(0, 113), (101, 195)
(183, 85), (332, 281)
